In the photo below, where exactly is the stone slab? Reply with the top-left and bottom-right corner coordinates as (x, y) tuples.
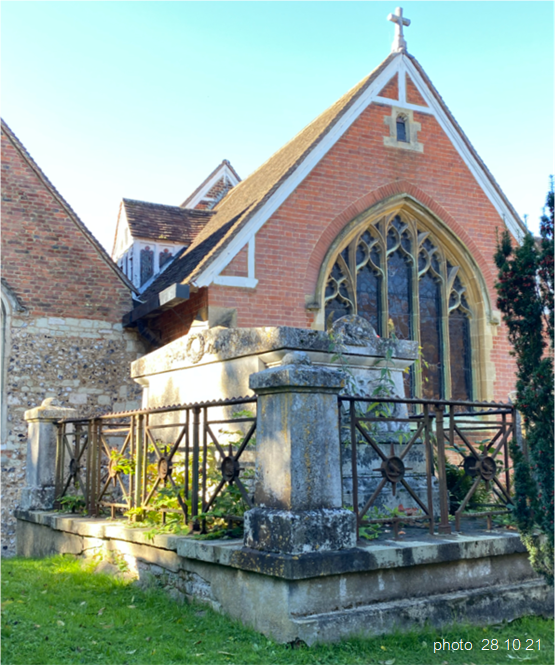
(131, 325), (418, 379)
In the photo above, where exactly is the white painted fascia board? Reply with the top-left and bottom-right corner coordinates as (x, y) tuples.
(373, 97), (433, 114)
(401, 55), (525, 240)
(184, 164), (241, 210)
(194, 52), (523, 288)
(213, 276), (258, 289)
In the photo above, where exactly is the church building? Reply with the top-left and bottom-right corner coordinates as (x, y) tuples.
(115, 8), (525, 404)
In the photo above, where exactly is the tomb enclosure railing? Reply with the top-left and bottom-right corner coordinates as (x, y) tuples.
(53, 394), (520, 538)
(54, 396), (257, 530)
(339, 396), (520, 538)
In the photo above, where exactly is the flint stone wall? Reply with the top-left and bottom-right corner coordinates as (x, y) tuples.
(1, 314), (145, 556)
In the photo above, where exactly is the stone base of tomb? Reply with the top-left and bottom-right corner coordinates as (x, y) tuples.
(16, 510), (553, 645)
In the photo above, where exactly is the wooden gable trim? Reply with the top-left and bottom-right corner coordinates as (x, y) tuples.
(193, 53), (525, 289)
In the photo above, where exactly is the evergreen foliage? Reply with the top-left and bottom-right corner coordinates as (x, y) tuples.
(494, 180), (554, 584)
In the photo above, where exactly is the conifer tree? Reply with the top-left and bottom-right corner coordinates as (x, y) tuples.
(494, 179), (554, 584)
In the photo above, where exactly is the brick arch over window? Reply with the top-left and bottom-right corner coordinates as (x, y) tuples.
(303, 181), (494, 299)
(307, 191), (497, 402)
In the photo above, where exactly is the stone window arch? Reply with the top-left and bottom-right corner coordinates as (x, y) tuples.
(320, 204), (487, 401)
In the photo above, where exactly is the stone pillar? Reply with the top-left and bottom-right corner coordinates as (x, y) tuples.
(244, 352), (357, 554)
(19, 398), (78, 511)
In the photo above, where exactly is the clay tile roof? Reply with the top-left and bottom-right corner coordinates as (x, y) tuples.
(139, 207), (247, 301)
(143, 52), (397, 296)
(138, 48), (526, 304)
(123, 199), (215, 245)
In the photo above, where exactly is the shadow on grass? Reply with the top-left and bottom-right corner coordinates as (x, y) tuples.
(1, 555), (554, 665)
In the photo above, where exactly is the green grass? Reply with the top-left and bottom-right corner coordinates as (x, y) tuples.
(1, 556), (554, 665)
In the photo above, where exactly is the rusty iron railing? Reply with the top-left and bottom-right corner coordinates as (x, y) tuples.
(54, 397), (257, 529)
(339, 396), (518, 538)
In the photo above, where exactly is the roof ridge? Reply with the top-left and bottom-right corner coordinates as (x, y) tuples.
(1, 118), (138, 294)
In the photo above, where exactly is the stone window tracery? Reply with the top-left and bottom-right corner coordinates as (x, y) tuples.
(325, 214), (473, 400)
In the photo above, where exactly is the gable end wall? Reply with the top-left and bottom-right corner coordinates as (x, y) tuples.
(205, 101), (516, 400)
(1, 130), (133, 321)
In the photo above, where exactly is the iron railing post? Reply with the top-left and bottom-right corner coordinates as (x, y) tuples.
(134, 414), (145, 515)
(87, 419), (101, 516)
(54, 422), (65, 509)
(422, 404), (434, 535)
(349, 400), (360, 535)
(191, 406), (201, 528)
(435, 405), (451, 534)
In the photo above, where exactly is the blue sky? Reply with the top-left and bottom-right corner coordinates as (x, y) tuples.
(2, 2), (554, 251)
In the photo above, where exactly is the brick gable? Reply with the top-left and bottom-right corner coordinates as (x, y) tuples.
(1, 125), (134, 321)
(205, 101), (516, 400)
(378, 75), (398, 100)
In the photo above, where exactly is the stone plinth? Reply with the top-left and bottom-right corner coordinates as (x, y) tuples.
(244, 352), (356, 554)
(15, 510), (554, 645)
(20, 398), (78, 511)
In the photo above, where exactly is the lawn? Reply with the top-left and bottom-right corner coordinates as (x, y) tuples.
(1, 556), (554, 665)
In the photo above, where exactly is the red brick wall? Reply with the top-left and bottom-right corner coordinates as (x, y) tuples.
(378, 76), (398, 100)
(1, 128), (133, 321)
(149, 288), (208, 345)
(406, 75), (427, 106)
(206, 101), (516, 400)
(220, 245), (248, 277)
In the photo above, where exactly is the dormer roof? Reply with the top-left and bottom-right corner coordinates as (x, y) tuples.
(123, 199), (214, 243)
(181, 160), (241, 210)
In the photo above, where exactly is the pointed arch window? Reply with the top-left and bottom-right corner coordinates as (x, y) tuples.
(325, 214), (473, 401)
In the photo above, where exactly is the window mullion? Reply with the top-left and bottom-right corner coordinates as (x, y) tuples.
(411, 253), (422, 399)
(380, 238), (389, 339)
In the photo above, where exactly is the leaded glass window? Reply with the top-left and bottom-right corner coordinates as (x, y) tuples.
(324, 213), (473, 400)
(140, 246), (154, 286)
(159, 249), (173, 269)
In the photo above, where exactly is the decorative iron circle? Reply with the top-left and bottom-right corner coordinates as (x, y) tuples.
(158, 457), (171, 481)
(380, 456), (405, 483)
(108, 458), (118, 479)
(463, 456), (479, 477)
(478, 456), (497, 481)
(69, 458), (78, 477)
(221, 456), (240, 483)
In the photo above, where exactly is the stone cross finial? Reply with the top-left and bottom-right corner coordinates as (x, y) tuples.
(388, 7), (410, 53)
